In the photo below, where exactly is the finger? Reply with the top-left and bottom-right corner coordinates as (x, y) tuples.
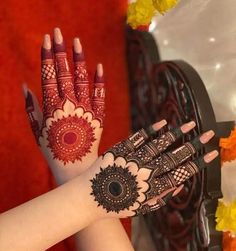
(146, 130), (215, 176)
(53, 27), (75, 100)
(127, 121), (196, 165)
(41, 34), (60, 117)
(135, 190), (174, 215)
(92, 64), (105, 124)
(107, 120), (167, 157)
(73, 37), (90, 108)
(146, 150), (219, 199)
(23, 84), (43, 144)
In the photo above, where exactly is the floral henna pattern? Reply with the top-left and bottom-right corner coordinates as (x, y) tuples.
(90, 125), (212, 217)
(91, 165), (139, 213)
(25, 32), (105, 171)
(47, 116), (96, 164)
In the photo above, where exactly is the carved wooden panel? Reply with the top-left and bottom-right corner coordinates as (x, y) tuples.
(126, 27), (222, 251)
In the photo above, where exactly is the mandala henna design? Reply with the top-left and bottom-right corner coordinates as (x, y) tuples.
(90, 124), (212, 216)
(91, 164), (139, 213)
(47, 115), (96, 164)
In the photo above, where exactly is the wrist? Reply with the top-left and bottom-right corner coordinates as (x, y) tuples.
(68, 169), (106, 223)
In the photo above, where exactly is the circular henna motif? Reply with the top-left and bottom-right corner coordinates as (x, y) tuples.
(91, 165), (139, 213)
(47, 115), (96, 163)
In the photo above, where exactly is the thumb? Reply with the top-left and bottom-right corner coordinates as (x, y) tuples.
(23, 84), (43, 144)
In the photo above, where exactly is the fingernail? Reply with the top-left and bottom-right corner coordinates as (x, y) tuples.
(95, 64), (104, 83)
(199, 130), (215, 144)
(204, 150), (219, 163)
(54, 27), (63, 44)
(42, 34), (53, 59)
(25, 91), (33, 110)
(43, 34), (51, 49)
(181, 121), (196, 133)
(152, 120), (167, 131)
(162, 190), (175, 203)
(22, 83), (28, 98)
(73, 37), (82, 53)
(54, 27), (65, 52)
(173, 184), (184, 196)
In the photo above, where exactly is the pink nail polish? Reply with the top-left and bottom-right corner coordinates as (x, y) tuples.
(204, 150), (219, 163)
(152, 120), (167, 131)
(200, 130), (215, 144)
(181, 121), (196, 133)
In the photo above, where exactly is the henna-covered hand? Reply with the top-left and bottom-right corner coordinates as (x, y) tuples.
(24, 28), (105, 184)
(89, 121), (218, 217)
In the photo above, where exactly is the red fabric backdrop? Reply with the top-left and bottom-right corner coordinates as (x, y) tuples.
(0, 1), (131, 250)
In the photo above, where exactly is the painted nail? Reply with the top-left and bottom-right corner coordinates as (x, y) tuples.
(54, 27), (63, 44)
(199, 130), (215, 144)
(162, 190), (175, 203)
(22, 83), (28, 98)
(95, 64), (104, 83)
(54, 27), (65, 52)
(43, 34), (51, 49)
(42, 34), (53, 59)
(152, 119), (167, 131)
(180, 121), (196, 133)
(25, 91), (34, 110)
(204, 150), (219, 163)
(73, 38), (82, 54)
(173, 184), (184, 196)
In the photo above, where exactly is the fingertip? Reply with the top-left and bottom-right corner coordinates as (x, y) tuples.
(204, 150), (219, 163)
(152, 119), (167, 131)
(73, 37), (82, 54)
(43, 34), (51, 50)
(199, 130), (215, 144)
(180, 121), (196, 133)
(22, 83), (28, 98)
(97, 63), (103, 77)
(94, 63), (104, 83)
(54, 27), (63, 44)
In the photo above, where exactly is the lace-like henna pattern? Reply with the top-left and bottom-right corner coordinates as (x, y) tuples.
(25, 92), (40, 143)
(55, 52), (75, 100)
(41, 58), (60, 118)
(92, 82), (105, 123)
(47, 115), (96, 164)
(135, 198), (165, 215)
(108, 129), (149, 157)
(146, 161), (198, 199)
(146, 142), (196, 176)
(91, 165), (139, 213)
(74, 61), (90, 108)
(127, 131), (177, 165)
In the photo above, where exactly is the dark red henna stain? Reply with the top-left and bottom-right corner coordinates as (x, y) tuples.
(47, 116), (96, 164)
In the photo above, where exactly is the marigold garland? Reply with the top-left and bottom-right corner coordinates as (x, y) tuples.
(220, 126), (236, 163)
(215, 126), (236, 238)
(153, 0), (178, 14)
(216, 200), (236, 234)
(127, 0), (179, 29)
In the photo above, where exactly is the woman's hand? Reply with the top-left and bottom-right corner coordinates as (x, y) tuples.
(24, 28), (105, 184)
(88, 120), (218, 217)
